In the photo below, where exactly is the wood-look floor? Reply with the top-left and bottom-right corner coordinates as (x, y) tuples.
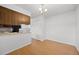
(7, 39), (79, 55)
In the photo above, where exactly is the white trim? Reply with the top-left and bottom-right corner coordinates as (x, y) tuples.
(75, 45), (79, 52)
(76, 47), (79, 52)
(33, 37), (76, 46)
(3, 41), (32, 55)
(47, 38), (75, 46)
(0, 4), (31, 16)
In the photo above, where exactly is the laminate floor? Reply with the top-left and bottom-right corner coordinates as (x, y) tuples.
(7, 39), (79, 55)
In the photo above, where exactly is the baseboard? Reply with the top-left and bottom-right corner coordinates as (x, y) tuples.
(33, 38), (75, 46)
(77, 48), (79, 52)
(51, 40), (79, 53)
(75, 46), (79, 52)
(4, 41), (32, 55)
(48, 39), (75, 46)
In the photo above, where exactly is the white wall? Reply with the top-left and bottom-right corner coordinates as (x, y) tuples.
(31, 16), (45, 40)
(46, 11), (76, 45)
(31, 11), (76, 45)
(76, 5), (79, 51)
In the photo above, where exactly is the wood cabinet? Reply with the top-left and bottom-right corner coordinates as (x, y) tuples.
(0, 6), (30, 25)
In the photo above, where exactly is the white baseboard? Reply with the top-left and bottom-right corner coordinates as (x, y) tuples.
(3, 41), (32, 55)
(75, 46), (79, 52)
(77, 48), (79, 52)
(48, 39), (75, 46)
(33, 37), (75, 46)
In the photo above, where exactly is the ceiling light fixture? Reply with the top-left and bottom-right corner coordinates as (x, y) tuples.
(39, 4), (48, 15)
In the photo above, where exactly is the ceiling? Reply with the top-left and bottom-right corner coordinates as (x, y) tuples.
(15, 4), (77, 18)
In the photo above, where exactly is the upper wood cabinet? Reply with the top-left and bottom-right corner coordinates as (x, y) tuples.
(0, 6), (30, 25)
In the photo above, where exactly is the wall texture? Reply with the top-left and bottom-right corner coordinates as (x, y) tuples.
(31, 16), (45, 40)
(31, 11), (76, 45)
(46, 11), (76, 45)
(76, 5), (79, 51)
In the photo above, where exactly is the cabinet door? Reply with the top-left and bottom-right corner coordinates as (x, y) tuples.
(0, 6), (30, 25)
